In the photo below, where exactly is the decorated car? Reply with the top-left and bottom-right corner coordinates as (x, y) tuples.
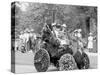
(33, 23), (90, 72)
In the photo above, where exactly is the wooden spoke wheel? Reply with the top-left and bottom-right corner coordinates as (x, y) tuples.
(59, 53), (77, 71)
(34, 48), (50, 72)
(81, 52), (90, 69)
(74, 51), (90, 69)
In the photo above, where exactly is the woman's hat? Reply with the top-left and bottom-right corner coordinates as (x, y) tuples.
(89, 32), (92, 35)
(78, 29), (82, 32)
(62, 24), (66, 27)
(52, 22), (56, 26)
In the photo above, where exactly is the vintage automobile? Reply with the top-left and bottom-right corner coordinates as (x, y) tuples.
(33, 23), (90, 72)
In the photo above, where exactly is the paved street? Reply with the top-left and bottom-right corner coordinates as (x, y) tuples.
(13, 51), (97, 73)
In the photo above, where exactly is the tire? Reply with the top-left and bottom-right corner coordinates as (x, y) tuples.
(81, 52), (90, 69)
(34, 48), (50, 72)
(73, 50), (82, 69)
(74, 51), (90, 69)
(59, 53), (77, 71)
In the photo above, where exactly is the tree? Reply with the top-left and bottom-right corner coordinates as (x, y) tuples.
(12, 2), (97, 38)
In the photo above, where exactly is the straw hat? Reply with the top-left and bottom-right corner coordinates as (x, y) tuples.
(24, 28), (30, 33)
(20, 31), (24, 34)
(89, 32), (92, 35)
(74, 29), (78, 33)
(52, 22), (56, 26)
(30, 29), (34, 32)
(62, 24), (66, 27)
(78, 29), (82, 32)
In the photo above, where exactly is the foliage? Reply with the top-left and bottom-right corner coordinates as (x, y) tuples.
(11, 2), (97, 38)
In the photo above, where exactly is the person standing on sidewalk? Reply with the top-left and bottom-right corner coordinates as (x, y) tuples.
(87, 33), (93, 52)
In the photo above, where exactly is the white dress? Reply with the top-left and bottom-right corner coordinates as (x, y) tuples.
(54, 29), (68, 45)
(88, 36), (93, 49)
(19, 33), (30, 43)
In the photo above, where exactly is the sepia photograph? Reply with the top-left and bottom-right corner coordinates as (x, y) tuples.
(11, 1), (97, 73)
